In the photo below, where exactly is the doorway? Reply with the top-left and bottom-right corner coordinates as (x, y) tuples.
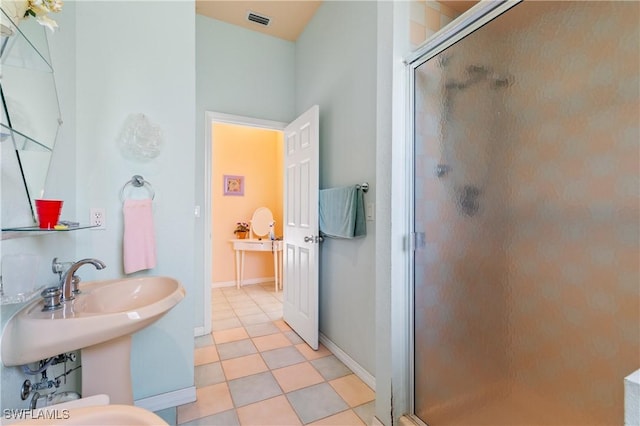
(203, 112), (287, 334)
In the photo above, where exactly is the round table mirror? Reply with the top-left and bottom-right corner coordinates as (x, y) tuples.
(251, 207), (273, 237)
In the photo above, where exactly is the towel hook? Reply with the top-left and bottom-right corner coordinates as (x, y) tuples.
(357, 182), (369, 193)
(120, 175), (155, 201)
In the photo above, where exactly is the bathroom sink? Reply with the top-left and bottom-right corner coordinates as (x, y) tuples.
(76, 276), (182, 314)
(1, 276), (185, 366)
(10, 405), (168, 425)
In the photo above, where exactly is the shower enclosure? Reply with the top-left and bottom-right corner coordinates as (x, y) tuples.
(411, 1), (639, 425)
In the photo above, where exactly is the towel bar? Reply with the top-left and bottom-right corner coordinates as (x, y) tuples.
(120, 175), (155, 201)
(357, 182), (369, 193)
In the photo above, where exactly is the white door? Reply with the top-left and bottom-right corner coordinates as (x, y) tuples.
(283, 105), (320, 350)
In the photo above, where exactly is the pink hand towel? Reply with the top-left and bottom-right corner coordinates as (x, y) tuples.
(123, 198), (157, 274)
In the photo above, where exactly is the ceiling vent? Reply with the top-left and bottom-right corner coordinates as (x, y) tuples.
(247, 11), (271, 27)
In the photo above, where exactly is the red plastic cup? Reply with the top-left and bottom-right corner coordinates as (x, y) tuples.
(35, 199), (63, 229)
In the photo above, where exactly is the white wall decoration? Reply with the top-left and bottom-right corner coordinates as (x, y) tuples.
(118, 113), (164, 161)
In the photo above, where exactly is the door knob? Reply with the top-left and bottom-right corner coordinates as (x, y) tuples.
(304, 235), (324, 243)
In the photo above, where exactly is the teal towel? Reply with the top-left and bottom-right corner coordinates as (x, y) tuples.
(319, 185), (366, 239)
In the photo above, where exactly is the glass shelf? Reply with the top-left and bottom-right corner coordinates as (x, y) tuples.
(2, 224), (98, 231)
(1, 224), (98, 240)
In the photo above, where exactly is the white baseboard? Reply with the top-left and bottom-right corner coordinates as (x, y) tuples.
(212, 277), (275, 288)
(134, 386), (196, 412)
(319, 333), (376, 391)
(194, 324), (211, 337)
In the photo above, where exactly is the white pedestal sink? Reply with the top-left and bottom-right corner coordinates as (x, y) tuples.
(1, 276), (185, 404)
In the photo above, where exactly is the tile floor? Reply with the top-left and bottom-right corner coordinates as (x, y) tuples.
(176, 282), (375, 426)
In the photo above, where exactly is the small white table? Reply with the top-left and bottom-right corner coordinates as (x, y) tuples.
(229, 239), (284, 291)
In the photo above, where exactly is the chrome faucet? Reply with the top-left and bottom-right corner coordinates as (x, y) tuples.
(60, 258), (106, 302)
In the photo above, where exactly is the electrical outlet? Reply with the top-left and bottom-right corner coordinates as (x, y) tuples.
(90, 208), (106, 229)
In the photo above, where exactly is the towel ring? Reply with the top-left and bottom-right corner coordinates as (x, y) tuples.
(120, 175), (155, 201)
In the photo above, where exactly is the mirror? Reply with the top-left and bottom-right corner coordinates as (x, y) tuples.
(1, 8), (61, 223)
(250, 207), (274, 238)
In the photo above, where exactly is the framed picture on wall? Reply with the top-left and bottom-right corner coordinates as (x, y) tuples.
(224, 175), (244, 196)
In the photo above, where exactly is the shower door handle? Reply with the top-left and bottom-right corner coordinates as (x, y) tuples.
(411, 232), (426, 251)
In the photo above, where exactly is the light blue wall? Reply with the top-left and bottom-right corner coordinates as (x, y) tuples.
(196, 15), (295, 123)
(73, 1), (196, 399)
(295, 1), (377, 376)
(193, 15), (295, 329)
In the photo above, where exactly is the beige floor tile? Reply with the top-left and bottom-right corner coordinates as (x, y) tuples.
(245, 284), (268, 292)
(240, 312), (271, 325)
(231, 301), (260, 311)
(177, 382), (233, 424)
(212, 317), (243, 332)
(227, 297), (255, 306)
(353, 401), (374, 425)
(213, 327), (249, 344)
(251, 295), (279, 305)
(284, 330), (305, 345)
(329, 374), (375, 407)
(195, 362), (226, 388)
(236, 395), (302, 426)
(272, 362), (324, 393)
(273, 319), (292, 331)
(234, 305), (264, 316)
(221, 353), (269, 380)
(194, 334), (214, 348)
(258, 281), (276, 289)
(245, 322), (281, 338)
(259, 303), (282, 313)
(266, 311), (284, 321)
(308, 409), (366, 426)
(200, 285), (377, 425)
(253, 333), (291, 352)
(194, 345), (219, 366)
(295, 343), (332, 360)
(221, 289), (244, 297)
(212, 308), (237, 320)
(212, 302), (232, 310)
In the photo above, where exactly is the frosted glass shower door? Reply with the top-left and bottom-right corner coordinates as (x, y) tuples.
(412, 2), (639, 425)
